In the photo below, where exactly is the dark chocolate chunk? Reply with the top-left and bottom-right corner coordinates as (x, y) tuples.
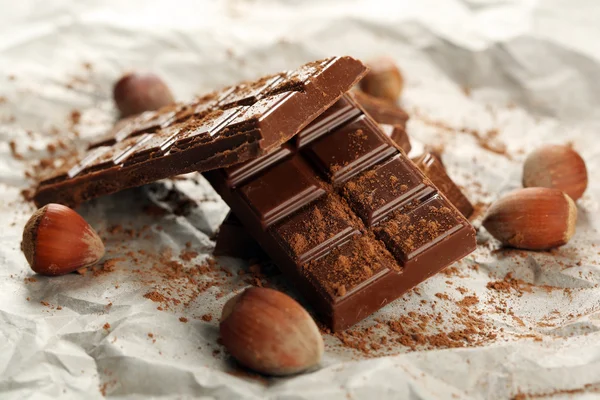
(294, 95), (362, 148)
(303, 235), (395, 301)
(374, 194), (466, 265)
(222, 144), (294, 188)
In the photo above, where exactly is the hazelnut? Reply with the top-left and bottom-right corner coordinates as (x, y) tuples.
(359, 56), (404, 103)
(113, 72), (175, 118)
(220, 287), (324, 376)
(21, 204), (105, 276)
(483, 187), (577, 250)
(522, 144), (587, 200)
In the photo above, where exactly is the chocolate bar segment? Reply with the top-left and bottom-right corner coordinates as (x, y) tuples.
(33, 56), (367, 207)
(374, 194), (467, 264)
(412, 153), (474, 218)
(294, 95), (362, 148)
(303, 235), (396, 301)
(303, 115), (398, 185)
(239, 155), (326, 228)
(204, 94), (476, 331)
(272, 195), (360, 265)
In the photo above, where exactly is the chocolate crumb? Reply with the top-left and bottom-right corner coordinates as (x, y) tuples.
(144, 291), (167, 303)
(9, 141), (23, 160)
(435, 293), (450, 300)
(457, 295), (479, 307)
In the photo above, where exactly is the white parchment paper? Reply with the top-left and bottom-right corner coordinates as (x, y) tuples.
(1, 1), (599, 399)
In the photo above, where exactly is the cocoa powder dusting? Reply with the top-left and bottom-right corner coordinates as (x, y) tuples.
(511, 383), (600, 400)
(96, 224), (237, 312)
(457, 295), (479, 307)
(99, 382), (108, 397)
(304, 235), (397, 299)
(70, 110), (81, 125)
(144, 291), (167, 303)
(486, 273), (534, 296)
(413, 111), (513, 160)
(92, 258), (123, 277)
(279, 196), (353, 261)
(180, 250), (199, 261)
(331, 298), (495, 356)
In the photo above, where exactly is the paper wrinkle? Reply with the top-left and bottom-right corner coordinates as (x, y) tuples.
(1, 0), (600, 399)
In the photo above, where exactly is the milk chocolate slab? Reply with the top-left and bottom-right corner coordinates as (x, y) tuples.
(412, 153), (474, 218)
(205, 94), (476, 331)
(33, 56), (367, 207)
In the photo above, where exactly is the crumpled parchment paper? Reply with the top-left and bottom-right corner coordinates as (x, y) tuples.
(1, 1), (599, 399)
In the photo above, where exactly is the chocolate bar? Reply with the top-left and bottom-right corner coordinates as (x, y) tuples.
(204, 94), (476, 331)
(33, 57), (367, 207)
(412, 153), (474, 218)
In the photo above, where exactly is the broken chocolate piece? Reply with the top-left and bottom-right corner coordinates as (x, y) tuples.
(34, 57), (368, 207)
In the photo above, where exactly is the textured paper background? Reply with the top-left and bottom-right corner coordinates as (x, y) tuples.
(1, 1), (599, 399)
